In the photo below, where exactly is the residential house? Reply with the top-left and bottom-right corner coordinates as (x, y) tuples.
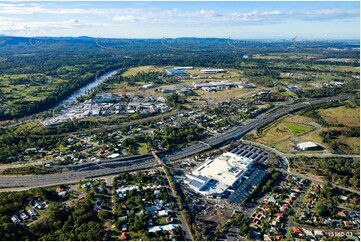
(119, 232), (128, 241)
(158, 210), (169, 217)
(27, 210), (37, 217)
(314, 230), (324, 238)
(58, 190), (69, 198)
(344, 221), (355, 228)
(337, 211), (347, 217)
(20, 213), (29, 220)
(11, 215), (21, 224)
(293, 228), (303, 236)
(122, 224), (128, 231)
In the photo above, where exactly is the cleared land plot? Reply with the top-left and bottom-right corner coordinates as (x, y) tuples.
(192, 88), (253, 101)
(249, 115), (318, 153)
(122, 66), (167, 77)
(254, 118), (293, 153)
(250, 104), (360, 154)
(334, 66), (360, 73)
(318, 106), (360, 127)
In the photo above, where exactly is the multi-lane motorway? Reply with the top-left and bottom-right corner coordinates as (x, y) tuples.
(0, 94), (355, 190)
(0, 157), (157, 190)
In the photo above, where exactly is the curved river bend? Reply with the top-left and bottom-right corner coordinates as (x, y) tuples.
(58, 70), (118, 107)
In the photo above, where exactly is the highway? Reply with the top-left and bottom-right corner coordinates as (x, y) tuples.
(0, 158), (157, 190)
(48, 154), (153, 171)
(166, 94), (355, 161)
(0, 94), (355, 190)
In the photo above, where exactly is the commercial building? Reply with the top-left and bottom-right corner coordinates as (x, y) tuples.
(297, 141), (322, 151)
(184, 152), (254, 196)
(229, 143), (268, 163)
(228, 169), (267, 205)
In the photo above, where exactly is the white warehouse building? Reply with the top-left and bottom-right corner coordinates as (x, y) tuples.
(193, 81), (237, 90)
(184, 152), (254, 196)
(200, 69), (226, 74)
(297, 141), (322, 151)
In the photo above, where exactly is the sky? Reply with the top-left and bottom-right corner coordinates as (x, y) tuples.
(0, 1), (359, 39)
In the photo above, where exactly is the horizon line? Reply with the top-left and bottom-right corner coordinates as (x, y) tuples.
(1, 35), (360, 41)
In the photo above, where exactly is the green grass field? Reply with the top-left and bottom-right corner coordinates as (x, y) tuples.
(283, 122), (314, 136)
(137, 142), (149, 155)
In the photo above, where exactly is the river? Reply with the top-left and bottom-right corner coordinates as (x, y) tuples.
(58, 70), (118, 107)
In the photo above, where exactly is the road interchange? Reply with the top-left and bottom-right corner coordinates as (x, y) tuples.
(0, 94), (356, 190)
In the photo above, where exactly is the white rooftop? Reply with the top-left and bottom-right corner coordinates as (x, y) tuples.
(297, 141), (319, 149)
(148, 224), (179, 233)
(107, 153), (120, 159)
(200, 69), (225, 72)
(187, 152), (254, 195)
(193, 152), (253, 186)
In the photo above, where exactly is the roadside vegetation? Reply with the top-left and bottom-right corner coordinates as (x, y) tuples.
(1, 166), (61, 175)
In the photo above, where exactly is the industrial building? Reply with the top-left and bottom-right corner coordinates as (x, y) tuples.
(165, 68), (188, 75)
(184, 152), (254, 196)
(142, 83), (156, 89)
(95, 93), (120, 103)
(193, 81), (238, 90)
(239, 84), (257, 89)
(200, 69), (226, 74)
(161, 88), (177, 93)
(297, 141), (322, 150)
(177, 88), (192, 95)
(173, 66), (194, 70)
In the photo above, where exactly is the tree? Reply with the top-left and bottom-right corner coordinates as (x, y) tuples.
(239, 221), (249, 236)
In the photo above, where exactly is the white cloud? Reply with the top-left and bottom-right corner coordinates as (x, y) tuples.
(0, 3), (358, 24)
(0, 18), (105, 36)
(0, 2), (358, 36)
(0, 16), (23, 21)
